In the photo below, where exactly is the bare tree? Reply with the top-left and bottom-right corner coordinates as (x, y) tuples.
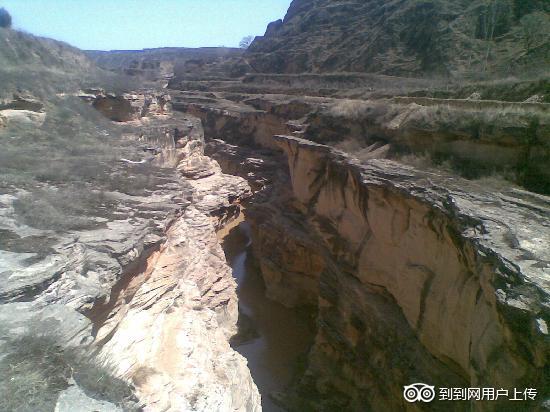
(239, 35), (254, 49)
(521, 12), (550, 53)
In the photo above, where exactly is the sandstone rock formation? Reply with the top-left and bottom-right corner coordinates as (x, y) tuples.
(0, 92), (260, 411)
(81, 89), (172, 122)
(0, 94), (46, 127)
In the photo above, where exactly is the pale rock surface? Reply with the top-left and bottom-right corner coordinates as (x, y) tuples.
(0, 94), (47, 126)
(0, 104), (260, 411)
(55, 385), (122, 412)
(97, 207), (259, 412)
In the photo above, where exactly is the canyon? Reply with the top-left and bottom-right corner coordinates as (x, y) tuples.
(170, 91), (550, 411)
(1, 1), (549, 411)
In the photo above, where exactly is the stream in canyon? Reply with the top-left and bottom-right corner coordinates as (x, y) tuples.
(222, 221), (316, 412)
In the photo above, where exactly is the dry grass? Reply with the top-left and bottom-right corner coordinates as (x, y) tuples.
(0, 28), (137, 100)
(0, 97), (167, 232)
(0, 334), (139, 412)
(327, 99), (396, 122)
(327, 97), (549, 136)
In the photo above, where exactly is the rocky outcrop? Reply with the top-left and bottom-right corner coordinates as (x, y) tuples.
(81, 89), (172, 122)
(96, 205), (259, 411)
(174, 93), (291, 150)
(265, 135), (549, 411)
(87, 114), (259, 411)
(0, 94), (46, 127)
(55, 385), (122, 412)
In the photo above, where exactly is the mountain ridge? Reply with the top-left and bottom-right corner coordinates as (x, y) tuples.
(246, 0), (550, 77)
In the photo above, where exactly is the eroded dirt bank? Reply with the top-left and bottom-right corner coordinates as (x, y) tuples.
(173, 91), (550, 195)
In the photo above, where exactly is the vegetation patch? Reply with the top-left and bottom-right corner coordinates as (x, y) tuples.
(1, 97), (170, 232)
(0, 334), (139, 412)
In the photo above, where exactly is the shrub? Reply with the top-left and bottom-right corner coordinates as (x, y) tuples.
(239, 35), (254, 49)
(0, 334), (139, 412)
(0, 8), (11, 28)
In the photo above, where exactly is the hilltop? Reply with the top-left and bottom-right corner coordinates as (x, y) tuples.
(0, 28), (134, 98)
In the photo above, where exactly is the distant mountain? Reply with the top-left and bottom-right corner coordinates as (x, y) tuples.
(86, 47), (247, 82)
(246, 0), (550, 76)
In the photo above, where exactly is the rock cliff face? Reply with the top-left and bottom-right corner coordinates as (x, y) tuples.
(90, 111), (260, 411)
(247, 0), (550, 76)
(260, 135), (549, 411)
(180, 96), (549, 410)
(171, 91), (550, 195)
(0, 92), (261, 411)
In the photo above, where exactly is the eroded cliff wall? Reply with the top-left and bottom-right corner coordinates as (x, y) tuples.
(268, 135), (549, 411)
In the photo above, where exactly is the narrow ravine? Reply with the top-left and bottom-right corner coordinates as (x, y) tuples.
(222, 221), (316, 412)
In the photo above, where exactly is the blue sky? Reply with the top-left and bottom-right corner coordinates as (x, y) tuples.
(0, 0), (291, 50)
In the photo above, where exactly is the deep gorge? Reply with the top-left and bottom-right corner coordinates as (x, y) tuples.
(174, 99), (549, 411)
(222, 221), (316, 412)
(1, 5), (549, 410)
(1, 86), (547, 412)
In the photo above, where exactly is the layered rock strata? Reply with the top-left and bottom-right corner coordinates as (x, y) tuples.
(0, 101), (260, 411)
(183, 102), (549, 410)
(268, 135), (549, 411)
(80, 89), (172, 122)
(92, 113), (259, 411)
(172, 90), (550, 194)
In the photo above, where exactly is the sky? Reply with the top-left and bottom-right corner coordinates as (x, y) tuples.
(0, 0), (291, 50)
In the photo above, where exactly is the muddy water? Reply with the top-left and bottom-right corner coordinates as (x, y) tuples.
(222, 221), (315, 412)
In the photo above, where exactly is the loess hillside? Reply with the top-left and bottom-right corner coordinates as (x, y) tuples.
(0, 28), (134, 98)
(247, 0), (550, 77)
